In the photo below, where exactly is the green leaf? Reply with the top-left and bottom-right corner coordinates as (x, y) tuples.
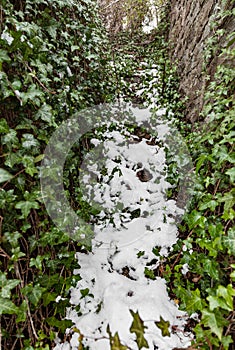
(144, 267), (156, 280)
(196, 154), (207, 173)
(199, 198), (218, 211)
(0, 168), (13, 183)
(219, 189), (235, 217)
(22, 133), (40, 149)
(231, 265), (235, 281)
(0, 118), (9, 133)
(21, 284), (46, 306)
(0, 49), (11, 63)
(80, 288), (90, 298)
(223, 228), (235, 255)
(107, 325), (128, 350)
(43, 292), (58, 307)
(16, 300), (27, 323)
(15, 200), (39, 218)
(130, 310), (149, 349)
(35, 103), (55, 125)
(187, 210), (206, 229)
(29, 256), (43, 270)
(0, 273), (20, 298)
(155, 316), (170, 337)
(46, 316), (72, 333)
(225, 167), (235, 183)
(201, 309), (227, 340)
(185, 288), (204, 312)
(227, 35), (235, 48)
(20, 84), (44, 105)
(71, 45), (80, 52)
(0, 297), (19, 315)
(34, 154), (45, 163)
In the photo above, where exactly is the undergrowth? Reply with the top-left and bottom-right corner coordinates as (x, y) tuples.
(157, 4), (235, 349)
(0, 1), (114, 349)
(0, 0), (234, 349)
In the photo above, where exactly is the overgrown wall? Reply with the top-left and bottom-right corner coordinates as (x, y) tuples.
(169, 0), (235, 122)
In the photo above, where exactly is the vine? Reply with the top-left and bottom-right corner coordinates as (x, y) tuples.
(159, 4), (235, 349)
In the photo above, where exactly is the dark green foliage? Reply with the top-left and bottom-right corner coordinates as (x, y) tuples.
(0, 0), (114, 349)
(1, 0), (234, 349)
(160, 8), (235, 348)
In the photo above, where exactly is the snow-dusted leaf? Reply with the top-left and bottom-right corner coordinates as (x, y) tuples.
(22, 133), (39, 149)
(130, 310), (149, 349)
(155, 316), (170, 337)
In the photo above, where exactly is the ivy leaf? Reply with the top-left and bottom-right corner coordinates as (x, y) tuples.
(219, 189), (235, 218)
(22, 133), (40, 149)
(144, 267), (156, 280)
(184, 288), (204, 313)
(20, 84), (44, 105)
(0, 118), (9, 133)
(0, 168), (13, 183)
(0, 273), (20, 298)
(155, 316), (170, 337)
(199, 199), (218, 211)
(0, 49), (11, 63)
(34, 154), (45, 163)
(196, 154), (208, 174)
(201, 310), (227, 340)
(107, 325), (128, 350)
(21, 284), (46, 306)
(35, 103), (55, 125)
(227, 34), (235, 48)
(223, 228), (235, 255)
(130, 310), (149, 349)
(231, 265), (235, 281)
(225, 167), (235, 183)
(187, 210), (206, 229)
(16, 300), (27, 323)
(71, 45), (80, 52)
(0, 297), (19, 315)
(217, 284), (235, 309)
(29, 256), (43, 270)
(15, 200), (40, 218)
(207, 295), (231, 312)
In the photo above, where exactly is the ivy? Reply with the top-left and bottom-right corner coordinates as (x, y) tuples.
(0, 0), (114, 349)
(161, 4), (235, 348)
(129, 310), (149, 349)
(1, 0), (234, 349)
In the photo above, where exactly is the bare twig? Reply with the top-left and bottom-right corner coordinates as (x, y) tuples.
(14, 263), (39, 341)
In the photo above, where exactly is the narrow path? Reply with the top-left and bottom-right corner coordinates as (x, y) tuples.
(54, 51), (194, 349)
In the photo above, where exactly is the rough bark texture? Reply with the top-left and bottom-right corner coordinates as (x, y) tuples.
(169, 0), (235, 122)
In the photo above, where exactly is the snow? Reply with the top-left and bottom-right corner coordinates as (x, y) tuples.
(52, 37), (195, 348)
(54, 103), (193, 349)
